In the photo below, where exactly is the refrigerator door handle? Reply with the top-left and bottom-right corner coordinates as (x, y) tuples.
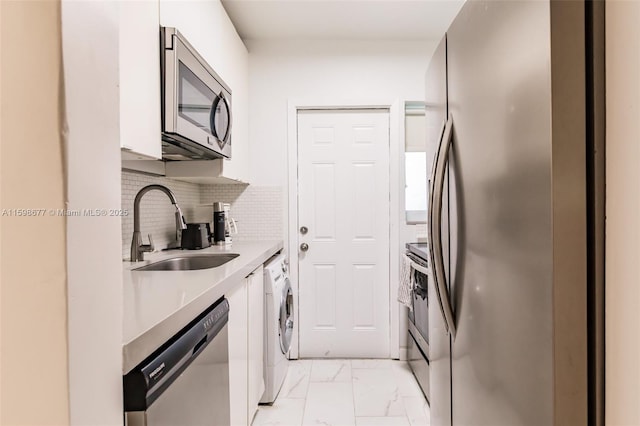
(427, 119), (448, 334)
(429, 114), (457, 338)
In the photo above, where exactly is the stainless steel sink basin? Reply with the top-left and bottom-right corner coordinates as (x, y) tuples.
(134, 253), (239, 271)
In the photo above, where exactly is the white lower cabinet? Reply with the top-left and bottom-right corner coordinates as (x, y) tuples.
(227, 265), (264, 425)
(227, 278), (248, 426)
(247, 265), (265, 422)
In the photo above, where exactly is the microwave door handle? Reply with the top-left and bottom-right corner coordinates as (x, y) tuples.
(430, 114), (457, 338)
(209, 95), (221, 141)
(209, 92), (231, 148)
(221, 92), (231, 144)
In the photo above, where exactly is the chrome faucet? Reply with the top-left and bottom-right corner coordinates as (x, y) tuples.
(130, 184), (187, 261)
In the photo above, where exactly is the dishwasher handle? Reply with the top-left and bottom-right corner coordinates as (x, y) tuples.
(123, 297), (229, 412)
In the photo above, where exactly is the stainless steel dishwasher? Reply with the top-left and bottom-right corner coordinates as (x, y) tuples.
(123, 297), (230, 426)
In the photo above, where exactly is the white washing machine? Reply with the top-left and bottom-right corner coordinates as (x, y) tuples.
(260, 253), (294, 404)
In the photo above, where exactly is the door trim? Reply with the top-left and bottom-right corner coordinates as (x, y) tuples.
(286, 98), (403, 359)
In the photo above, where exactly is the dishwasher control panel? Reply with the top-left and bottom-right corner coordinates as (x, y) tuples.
(123, 297), (229, 412)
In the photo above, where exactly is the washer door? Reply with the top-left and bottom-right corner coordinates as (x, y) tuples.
(279, 278), (294, 354)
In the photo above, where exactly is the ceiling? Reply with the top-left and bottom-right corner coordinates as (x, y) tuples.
(220, 0), (465, 41)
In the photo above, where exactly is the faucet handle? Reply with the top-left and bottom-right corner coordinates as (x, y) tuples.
(141, 234), (155, 252)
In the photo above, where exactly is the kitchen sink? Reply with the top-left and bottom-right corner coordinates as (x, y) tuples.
(134, 253), (239, 271)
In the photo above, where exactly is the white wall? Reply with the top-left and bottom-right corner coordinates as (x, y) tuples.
(62, 1), (124, 424)
(1, 1), (70, 424)
(605, 1), (640, 424)
(248, 39), (435, 238)
(248, 39), (434, 185)
(247, 39), (436, 358)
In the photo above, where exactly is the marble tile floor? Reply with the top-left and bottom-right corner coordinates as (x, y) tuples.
(252, 359), (430, 426)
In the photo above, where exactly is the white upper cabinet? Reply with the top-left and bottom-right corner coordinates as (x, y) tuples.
(119, 1), (162, 160)
(160, 0), (250, 183)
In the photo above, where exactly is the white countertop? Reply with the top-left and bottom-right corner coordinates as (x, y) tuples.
(122, 240), (283, 373)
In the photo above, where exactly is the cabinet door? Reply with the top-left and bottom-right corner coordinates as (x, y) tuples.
(227, 280), (248, 426)
(119, 0), (162, 159)
(247, 265), (265, 422)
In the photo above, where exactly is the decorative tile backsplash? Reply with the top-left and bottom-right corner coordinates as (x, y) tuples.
(414, 223), (427, 238)
(200, 184), (283, 243)
(121, 170), (283, 259)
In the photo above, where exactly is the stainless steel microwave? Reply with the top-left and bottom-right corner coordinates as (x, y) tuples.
(161, 27), (232, 160)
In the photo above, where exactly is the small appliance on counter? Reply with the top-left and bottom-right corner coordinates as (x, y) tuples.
(181, 223), (211, 250)
(212, 202), (237, 245)
(213, 203), (226, 245)
(223, 203), (237, 244)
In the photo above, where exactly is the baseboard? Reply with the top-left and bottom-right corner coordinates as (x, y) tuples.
(398, 347), (408, 361)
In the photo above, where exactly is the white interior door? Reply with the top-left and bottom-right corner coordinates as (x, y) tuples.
(297, 109), (390, 358)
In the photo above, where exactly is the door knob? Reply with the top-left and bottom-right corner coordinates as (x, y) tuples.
(300, 226), (308, 235)
(300, 243), (309, 252)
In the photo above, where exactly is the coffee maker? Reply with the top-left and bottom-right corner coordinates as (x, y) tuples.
(213, 202), (237, 245)
(223, 203), (237, 244)
(212, 202), (226, 245)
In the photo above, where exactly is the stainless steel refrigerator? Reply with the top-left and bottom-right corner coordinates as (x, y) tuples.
(424, 1), (605, 425)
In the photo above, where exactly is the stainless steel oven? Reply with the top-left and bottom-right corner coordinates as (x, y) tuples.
(161, 27), (232, 160)
(406, 243), (431, 402)
(123, 297), (230, 426)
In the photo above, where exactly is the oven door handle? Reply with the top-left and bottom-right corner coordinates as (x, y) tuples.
(409, 260), (430, 276)
(409, 264), (428, 300)
(428, 114), (457, 338)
